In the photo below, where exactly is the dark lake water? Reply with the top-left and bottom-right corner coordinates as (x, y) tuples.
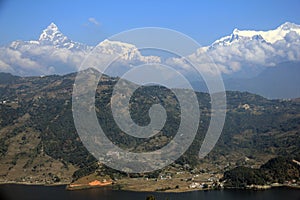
(0, 184), (299, 200)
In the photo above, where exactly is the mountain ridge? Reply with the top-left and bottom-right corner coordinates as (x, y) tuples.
(190, 61), (300, 99)
(2, 22), (299, 75)
(9, 22), (92, 52)
(0, 22), (299, 98)
(213, 22), (300, 46)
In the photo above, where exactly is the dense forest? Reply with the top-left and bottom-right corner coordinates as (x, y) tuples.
(222, 156), (300, 187)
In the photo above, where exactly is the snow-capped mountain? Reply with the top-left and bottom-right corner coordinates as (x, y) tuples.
(173, 22), (300, 76)
(38, 22), (91, 51)
(95, 39), (160, 63)
(234, 22), (300, 43)
(210, 31), (266, 48)
(0, 21), (299, 98)
(181, 22), (300, 98)
(9, 23), (92, 52)
(0, 22), (299, 79)
(0, 23), (160, 76)
(212, 22), (300, 47)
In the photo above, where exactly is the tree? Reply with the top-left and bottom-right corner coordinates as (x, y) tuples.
(146, 195), (156, 200)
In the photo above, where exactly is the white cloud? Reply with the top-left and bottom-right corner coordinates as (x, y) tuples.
(0, 59), (14, 72)
(1, 24), (300, 78)
(88, 17), (100, 26)
(165, 30), (300, 78)
(0, 43), (88, 76)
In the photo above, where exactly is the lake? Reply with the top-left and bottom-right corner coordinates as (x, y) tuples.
(0, 184), (299, 200)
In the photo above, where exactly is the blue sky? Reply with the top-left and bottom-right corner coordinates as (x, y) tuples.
(0, 0), (300, 46)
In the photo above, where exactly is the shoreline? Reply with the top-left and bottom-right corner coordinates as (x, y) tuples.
(66, 180), (113, 191)
(0, 181), (69, 187)
(117, 186), (214, 193)
(0, 181), (299, 193)
(223, 184), (300, 191)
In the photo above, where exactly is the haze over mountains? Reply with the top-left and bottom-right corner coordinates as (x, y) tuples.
(0, 22), (299, 98)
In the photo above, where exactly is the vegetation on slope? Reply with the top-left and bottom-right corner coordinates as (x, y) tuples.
(0, 72), (299, 182)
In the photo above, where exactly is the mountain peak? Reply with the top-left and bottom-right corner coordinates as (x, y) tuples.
(278, 22), (300, 30)
(39, 22), (62, 42)
(36, 22), (90, 51)
(47, 22), (59, 31)
(215, 22), (300, 45)
(232, 28), (240, 34)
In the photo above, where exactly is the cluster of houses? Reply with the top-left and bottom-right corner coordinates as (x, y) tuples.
(189, 181), (224, 189)
(0, 99), (18, 105)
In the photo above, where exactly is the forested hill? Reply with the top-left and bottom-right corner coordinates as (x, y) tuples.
(0, 71), (299, 183)
(222, 156), (300, 187)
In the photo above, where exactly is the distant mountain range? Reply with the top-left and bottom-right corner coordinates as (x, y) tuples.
(191, 61), (300, 99)
(0, 22), (299, 98)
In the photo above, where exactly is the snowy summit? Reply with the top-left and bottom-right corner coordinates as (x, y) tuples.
(212, 22), (300, 47)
